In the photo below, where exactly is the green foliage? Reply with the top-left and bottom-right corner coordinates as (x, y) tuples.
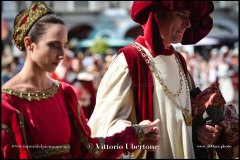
(90, 38), (109, 54)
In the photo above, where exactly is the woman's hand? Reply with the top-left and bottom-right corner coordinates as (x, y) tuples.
(139, 119), (160, 151)
(139, 119), (160, 134)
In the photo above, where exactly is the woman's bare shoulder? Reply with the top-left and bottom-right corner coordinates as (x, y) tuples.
(2, 74), (28, 91)
(2, 76), (18, 89)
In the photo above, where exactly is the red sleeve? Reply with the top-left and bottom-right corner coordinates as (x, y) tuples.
(1, 95), (30, 159)
(62, 82), (144, 159)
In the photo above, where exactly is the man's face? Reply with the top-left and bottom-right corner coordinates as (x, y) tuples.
(156, 10), (191, 47)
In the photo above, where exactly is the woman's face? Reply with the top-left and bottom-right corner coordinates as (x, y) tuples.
(30, 23), (68, 73)
(156, 10), (191, 47)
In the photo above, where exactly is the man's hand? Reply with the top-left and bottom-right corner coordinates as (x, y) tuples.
(197, 123), (223, 145)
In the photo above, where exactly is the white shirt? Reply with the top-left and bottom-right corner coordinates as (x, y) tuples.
(88, 44), (195, 159)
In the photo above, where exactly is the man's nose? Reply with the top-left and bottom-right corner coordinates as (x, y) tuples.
(184, 18), (191, 28)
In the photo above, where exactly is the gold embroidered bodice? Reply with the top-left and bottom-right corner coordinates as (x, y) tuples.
(2, 80), (60, 101)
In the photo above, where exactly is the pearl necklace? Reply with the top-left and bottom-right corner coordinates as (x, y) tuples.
(131, 42), (192, 126)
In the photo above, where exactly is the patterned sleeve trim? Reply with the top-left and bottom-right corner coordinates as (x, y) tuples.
(1, 124), (16, 144)
(68, 110), (104, 158)
(15, 110), (27, 145)
(77, 102), (81, 120)
(31, 144), (70, 159)
(3, 119), (71, 159)
(81, 137), (105, 157)
(132, 124), (144, 145)
(222, 104), (239, 145)
(215, 104), (239, 158)
(8, 108), (31, 157)
(1, 124), (19, 158)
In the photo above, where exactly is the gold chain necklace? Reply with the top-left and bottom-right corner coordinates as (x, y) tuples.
(155, 52), (184, 97)
(131, 42), (192, 126)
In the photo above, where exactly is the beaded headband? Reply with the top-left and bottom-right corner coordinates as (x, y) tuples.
(12, 2), (53, 51)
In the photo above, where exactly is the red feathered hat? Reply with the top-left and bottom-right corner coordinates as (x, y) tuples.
(130, 1), (214, 57)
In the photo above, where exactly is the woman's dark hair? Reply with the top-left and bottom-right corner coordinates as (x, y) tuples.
(28, 14), (65, 44)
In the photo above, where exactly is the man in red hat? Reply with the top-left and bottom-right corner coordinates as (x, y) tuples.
(89, 1), (238, 159)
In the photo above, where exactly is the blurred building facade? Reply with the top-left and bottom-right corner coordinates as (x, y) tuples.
(2, 1), (239, 53)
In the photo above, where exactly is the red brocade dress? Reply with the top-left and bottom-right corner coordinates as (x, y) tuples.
(1, 80), (143, 159)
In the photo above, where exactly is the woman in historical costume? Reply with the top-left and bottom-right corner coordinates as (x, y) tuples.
(1, 2), (160, 159)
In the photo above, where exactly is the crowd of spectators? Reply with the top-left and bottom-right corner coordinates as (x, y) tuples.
(2, 43), (239, 116)
(179, 45), (239, 109)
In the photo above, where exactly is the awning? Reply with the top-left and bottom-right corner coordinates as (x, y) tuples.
(173, 37), (219, 47)
(77, 38), (133, 49)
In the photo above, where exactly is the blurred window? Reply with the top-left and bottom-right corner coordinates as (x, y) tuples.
(75, 1), (89, 9)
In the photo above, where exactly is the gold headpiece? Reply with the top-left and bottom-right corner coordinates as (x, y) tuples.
(12, 2), (53, 51)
